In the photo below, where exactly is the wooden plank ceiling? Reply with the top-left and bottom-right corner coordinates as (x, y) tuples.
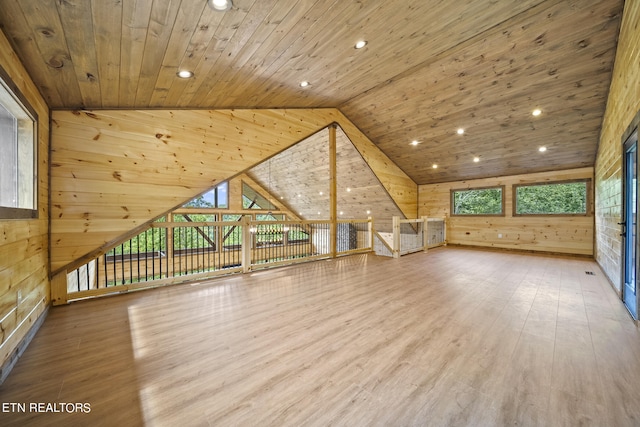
(0, 0), (623, 184)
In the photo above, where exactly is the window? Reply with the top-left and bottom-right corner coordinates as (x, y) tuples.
(242, 182), (276, 210)
(183, 181), (228, 208)
(0, 66), (37, 219)
(451, 186), (504, 216)
(514, 180), (590, 215)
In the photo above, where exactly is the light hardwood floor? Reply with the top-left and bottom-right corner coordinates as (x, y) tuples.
(1, 247), (639, 426)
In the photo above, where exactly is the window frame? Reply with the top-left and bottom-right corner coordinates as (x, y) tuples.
(182, 181), (228, 209)
(450, 185), (505, 217)
(0, 64), (38, 220)
(512, 178), (592, 217)
(242, 181), (277, 211)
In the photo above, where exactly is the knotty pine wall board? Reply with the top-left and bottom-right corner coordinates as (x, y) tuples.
(50, 108), (335, 273)
(246, 126), (406, 233)
(50, 108), (417, 274)
(594, 0), (640, 292)
(419, 167), (594, 256)
(0, 31), (50, 369)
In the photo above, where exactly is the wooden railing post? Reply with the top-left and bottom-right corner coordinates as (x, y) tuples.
(51, 270), (69, 306)
(242, 215), (252, 273)
(368, 216), (374, 250)
(329, 124), (337, 258)
(443, 215), (448, 246)
(422, 216), (429, 252)
(392, 216), (400, 258)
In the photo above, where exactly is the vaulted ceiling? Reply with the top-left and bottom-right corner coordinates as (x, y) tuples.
(0, 0), (623, 184)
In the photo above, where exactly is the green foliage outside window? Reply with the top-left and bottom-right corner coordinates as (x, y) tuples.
(515, 182), (587, 215)
(184, 182), (228, 208)
(452, 187), (503, 215)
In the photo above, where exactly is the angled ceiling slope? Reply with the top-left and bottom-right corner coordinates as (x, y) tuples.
(50, 108), (416, 274)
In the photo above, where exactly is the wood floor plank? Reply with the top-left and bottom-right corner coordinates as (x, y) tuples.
(0, 247), (639, 426)
(496, 332), (555, 427)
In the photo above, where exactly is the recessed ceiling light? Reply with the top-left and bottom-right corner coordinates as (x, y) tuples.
(539, 146), (547, 152)
(457, 128), (465, 135)
(346, 188), (351, 192)
(432, 164), (438, 169)
(411, 140), (419, 146)
(473, 157), (480, 162)
(339, 211), (344, 215)
(319, 191), (323, 195)
(177, 70), (194, 78)
(299, 81), (310, 88)
(355, 40), (367, 49)
(208, 0), (232, 11)
(532, 108), (542, 116)
(366, 210), (371, 215)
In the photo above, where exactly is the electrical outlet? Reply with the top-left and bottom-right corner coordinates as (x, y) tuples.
(498, 233), (503, 238)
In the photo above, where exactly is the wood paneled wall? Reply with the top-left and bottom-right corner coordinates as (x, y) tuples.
(419, 168), (594, 256)
(332, 110), (418, 219)
(0, 31), (50, 371)
(50, 109), (333, 273)
(594, 0), (640, 293)
(50, 109), (417, 274)
(246, 126), (407, 233)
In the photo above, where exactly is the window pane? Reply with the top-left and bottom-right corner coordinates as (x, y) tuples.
(0, 103), (18, 207)
(516, 182), (587, 214)
(242, 182), (276, 210)
(216, 181), (228, 208)
(452, 188), (503, 215)
(183, 182), (227, 208)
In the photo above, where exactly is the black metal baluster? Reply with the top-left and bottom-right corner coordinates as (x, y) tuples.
(152, 228), (156, 279)
(189, 226), (193, 274)
(178, 227), (183, 276)
(160, 228), (164, 278)
(111, 249), (116, 287)
(172, 227), (177, 277)
(119, 243), (124, 284)
(137, 232), (141, 282)
(201, 226), (205, 272)
(129, 239), (133, 284)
